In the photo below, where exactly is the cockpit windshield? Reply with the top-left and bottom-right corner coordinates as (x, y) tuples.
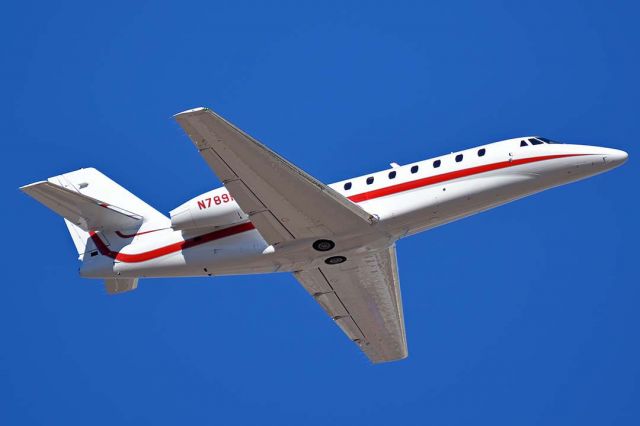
(536, 136), (561, 144)
(522, 136), (563, 147)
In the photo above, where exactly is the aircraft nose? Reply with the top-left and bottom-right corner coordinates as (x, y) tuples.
(604, 148), (628, 167)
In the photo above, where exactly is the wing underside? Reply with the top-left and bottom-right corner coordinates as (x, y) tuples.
(294, 245), (407, 363)
(174, 107), (376, 245)
(174, 107), (407, 363)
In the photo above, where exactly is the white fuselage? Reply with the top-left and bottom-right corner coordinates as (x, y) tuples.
(80, 137), (627, 279)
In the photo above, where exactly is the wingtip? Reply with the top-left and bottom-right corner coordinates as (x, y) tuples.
(19, 181), (47, 192)
(173, 107), (209, 118)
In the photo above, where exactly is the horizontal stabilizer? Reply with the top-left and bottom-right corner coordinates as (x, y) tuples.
(105, 277), (138, 294)
(21, 181), (142, 232)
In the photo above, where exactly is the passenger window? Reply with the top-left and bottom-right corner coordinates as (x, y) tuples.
(411, 165), (419, 174)
(343, 182), (352, 190)
(455, 154), (463, 162)
(478, 148), (486, 157)
(520, 140), (528, 147)
(529, 138), (543, 145)
(366, 176), (374, 185)
(388, 171), (396, 179)
(433, 159), (441, 168)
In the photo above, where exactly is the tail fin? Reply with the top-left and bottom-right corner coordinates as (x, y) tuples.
(21, 167), (170, 256)
(105, 277), (139, 294)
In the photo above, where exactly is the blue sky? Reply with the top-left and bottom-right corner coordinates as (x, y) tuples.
(2, 1), (638, 424)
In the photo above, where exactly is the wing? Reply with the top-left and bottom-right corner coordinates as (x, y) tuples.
(294, 245), (407, 363)
(21, 181), (142, 232)
(174, 107), (377, 245)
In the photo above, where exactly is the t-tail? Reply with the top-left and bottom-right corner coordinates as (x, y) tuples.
(20, 168), (170, 294)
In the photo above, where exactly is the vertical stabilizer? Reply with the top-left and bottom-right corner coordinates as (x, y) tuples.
(64, 219), (92, 256)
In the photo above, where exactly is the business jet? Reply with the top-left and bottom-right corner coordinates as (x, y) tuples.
(21, 107), (628, 363)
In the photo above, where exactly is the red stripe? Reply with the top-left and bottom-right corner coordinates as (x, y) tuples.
(91, 222), (255, 263)
(347, 154), (584, 203)
(115, 228), (166, 238)
(100, 153), (585, 263)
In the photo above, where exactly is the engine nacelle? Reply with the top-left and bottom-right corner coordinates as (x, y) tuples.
(170, 187), (248, 230)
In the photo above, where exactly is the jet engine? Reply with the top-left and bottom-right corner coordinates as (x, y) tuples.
(170, 187), (248, 230)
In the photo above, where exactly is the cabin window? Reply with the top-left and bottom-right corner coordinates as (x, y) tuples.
(455, 154), (463, 162)
(388, 171), (396, 179)
(478, 148), (486, 157)
(411, 165), (419, 174)
(366, 176), (374, 185)
(529, 138), (543, 145)
(433, 159), (441, 168)
(520, 140), (528, 147)
(343, 182), (352, 190)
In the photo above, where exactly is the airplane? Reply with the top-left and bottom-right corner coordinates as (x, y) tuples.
(21, 107), (628, 363)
